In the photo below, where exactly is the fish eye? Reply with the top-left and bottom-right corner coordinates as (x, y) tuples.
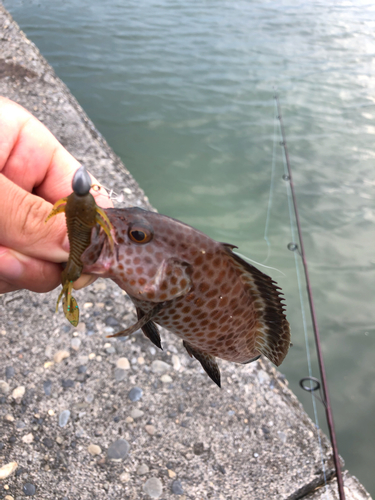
(128, 226), (153, 244)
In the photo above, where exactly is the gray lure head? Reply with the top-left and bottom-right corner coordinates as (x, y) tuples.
(72, 166), (91, 196)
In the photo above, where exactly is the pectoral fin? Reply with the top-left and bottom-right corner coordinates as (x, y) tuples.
(138, 258), (192, 302)
(108, 302), (166, 338)
(136, 307), (162, 350)
(183, 341), (221, 388)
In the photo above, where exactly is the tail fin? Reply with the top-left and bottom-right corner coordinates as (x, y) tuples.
(223, 246), (291, 366)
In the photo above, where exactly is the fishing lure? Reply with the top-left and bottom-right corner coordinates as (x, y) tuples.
(45, 166), (114, 326)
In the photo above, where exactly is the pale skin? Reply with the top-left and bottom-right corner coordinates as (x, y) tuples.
(0, 96), (113, 294)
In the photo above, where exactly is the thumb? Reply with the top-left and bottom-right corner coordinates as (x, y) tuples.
(0, 174), (69, 263)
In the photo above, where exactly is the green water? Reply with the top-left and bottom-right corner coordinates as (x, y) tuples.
(4, 0), (375, 494)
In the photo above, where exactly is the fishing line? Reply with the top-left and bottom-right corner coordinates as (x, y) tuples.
(275, 94), (345, 500)
(91, 183), (125, 203)
(234, 252), (286, 277)
(263, 96), (279, 264)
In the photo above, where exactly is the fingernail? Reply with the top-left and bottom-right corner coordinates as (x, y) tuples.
(73, 274), (96, 291)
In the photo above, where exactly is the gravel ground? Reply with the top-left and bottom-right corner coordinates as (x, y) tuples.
(0, 4), (372, 500)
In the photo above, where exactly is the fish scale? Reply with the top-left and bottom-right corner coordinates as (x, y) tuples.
(82, 207), (290, 386)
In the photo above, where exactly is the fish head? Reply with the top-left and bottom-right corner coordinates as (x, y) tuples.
(81, 207), (194, 301)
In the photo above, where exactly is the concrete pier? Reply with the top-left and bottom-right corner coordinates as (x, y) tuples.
(0, 5), (372, 499)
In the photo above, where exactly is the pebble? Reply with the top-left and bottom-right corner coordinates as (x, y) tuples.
(85, 394), (94, 404)
(105, 316), (119, 326)
(56, 436), (63, 445)
(120, 471), (130, 482)
(137, 356), (145, 365)
(106, 346), (116, 355)
(5, 366), (15, 379)
(77, 365), (87, 374)
(23, 483), (36, 496)
(88, 444), (102, 456)
(88, 353), (96, 360)
(79, 355), (89, 365)
(171, 480), (184, 495)
(160, 374), (172, 384)
(277, 431), (287, 443)
(4, 414), (14, 423)
(22, 433), (34, 444)
(257, 370), (270, 384)
(151, 360), (171, 374)
(114, 368), (126, 381)
(125, 416), (133, 423)
(76, 322), (86, 332)
(61, 379), (75, 389)
(0, 462), (18, 480)
(53, 350), (70, 363)
(130, 409), (144, 420)
(5, 495), (15, 500)
(12, 385), (25, 400)
(107, 439), (130, 460)
(167, 469), (176, 479)
(145, 425), (156, 436)
(16, 420), (26, 429)
(83, 302), (93, 309)
(116, 357), (130, 370)
(136, 464), (149, 475)
(143, 477), (163, 498)
(71, 338), (81, 351)
(128, 387), (143, 402)
(59, 410), (71, 427)
(0, 380), (10, 394)
(43, 380), (52, 396)
(43, 437), (54, 449)
(172, 355), (181, 371)
(193, 442), (204, 455)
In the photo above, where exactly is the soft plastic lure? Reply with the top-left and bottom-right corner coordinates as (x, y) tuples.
(45, 166), (114, 326)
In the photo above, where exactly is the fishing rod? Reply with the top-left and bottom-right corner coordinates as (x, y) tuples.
(275, 94), (345, 500)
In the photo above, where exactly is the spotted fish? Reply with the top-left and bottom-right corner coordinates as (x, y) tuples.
(82, 207), (290, 386)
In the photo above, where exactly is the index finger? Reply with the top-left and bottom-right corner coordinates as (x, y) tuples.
(0, 96), (111, 208)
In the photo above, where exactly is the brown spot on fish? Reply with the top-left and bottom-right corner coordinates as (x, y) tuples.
(206, 298), (218, 310)
(195, 255), (204, 266)
(199, 282), (210, 293)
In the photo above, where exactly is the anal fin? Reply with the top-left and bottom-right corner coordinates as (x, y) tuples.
(183, 341), (221, 388)
(136, 308), (162, 350)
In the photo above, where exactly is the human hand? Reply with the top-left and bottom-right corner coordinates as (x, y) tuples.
(0, 97), (113, 294)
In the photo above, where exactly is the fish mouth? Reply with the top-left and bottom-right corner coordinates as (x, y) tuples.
(81, 225), (118, 277)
